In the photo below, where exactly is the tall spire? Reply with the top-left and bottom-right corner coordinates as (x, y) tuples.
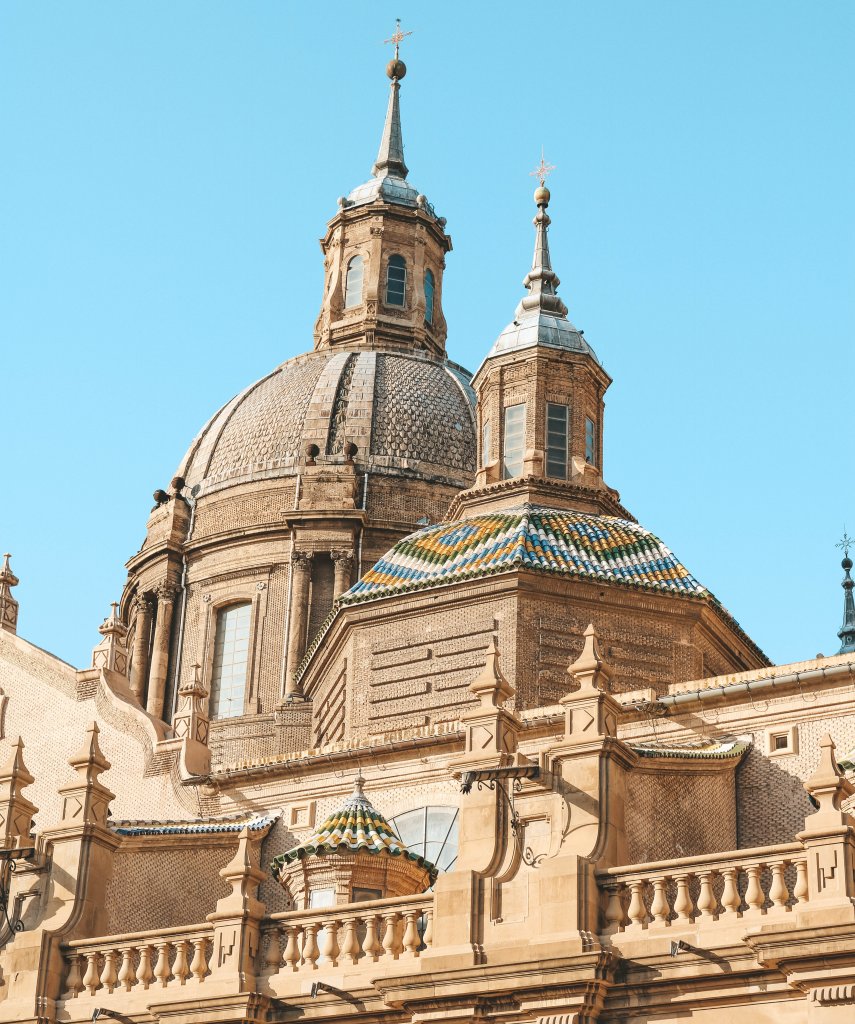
(372, 20), (411, 180)
(836, 531), (855, 654)
(517, 152), (568, 318)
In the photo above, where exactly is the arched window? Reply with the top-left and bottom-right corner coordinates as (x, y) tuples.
(424, 269), (435, 324)
(344, 255), (364, 309)
(209, 602), (251, 719)
(385, 254), (406, 306)
(388, 806), (459, 876)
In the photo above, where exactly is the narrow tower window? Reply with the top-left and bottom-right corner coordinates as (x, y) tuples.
(502, 404), (526, 479)
(385, 254), (406, 306)
(481, 419), (492, 468)
(546, 403), (569, 479)
(585, 416), (597, 466)
(209, 602), (251, 719)
(344, 255), (364, 309)
(424, 269), (435, 324)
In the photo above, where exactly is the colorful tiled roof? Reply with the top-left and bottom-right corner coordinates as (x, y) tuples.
(112, 812), (277, 837)
(630, 738), (750, 760)
(271, 777), (438, 884)
(343, 505), (709, 605)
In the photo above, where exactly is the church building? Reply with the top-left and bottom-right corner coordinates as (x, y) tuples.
(1, 35), (855, 1024)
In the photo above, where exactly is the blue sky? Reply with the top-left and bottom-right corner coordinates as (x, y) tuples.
(1, 1), (853, 668)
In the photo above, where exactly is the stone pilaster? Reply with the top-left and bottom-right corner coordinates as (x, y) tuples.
(285, 553), (313, 698)
(146, 584), (179, 720)
(0, 554), (20, 634)
(91, 602), (130, 676)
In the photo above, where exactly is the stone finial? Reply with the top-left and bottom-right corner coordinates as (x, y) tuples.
(174, 664), (211, 778)
(567, 624), (612, 693)
(216, 825), (266, 917)
(803, 734), (855, 821)
(59, 722), (115, 827)
(0, 737), (38, 849)
(0, 554), (20, 635)
(469, 635), (515, 709)
(91, 602), (130, 676)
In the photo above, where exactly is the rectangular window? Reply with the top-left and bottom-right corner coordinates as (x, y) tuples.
(502, 404), (526, 479)
(209, 602), (251, 719)
(481, 419), (491, 467)
(585, 416), (597, 466)
(545, 403), (568, 479)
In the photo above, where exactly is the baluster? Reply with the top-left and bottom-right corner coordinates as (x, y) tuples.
(362, 914), (383, 961)
(626, 880), (647, 929)
(650, 877), (670, 925)
(190, 937), (209, 982)
(173, 940), (191, 984)
(604, 883), (625, 930)
(382, 912), (401, 959)
(673, 875), (693, 922)
(100, 949), (119, 994)
(154, 941), (172, 987)
(402, 910), (421, 957)
(264, 928), (281, 974)
(696, 872), (716, 919)
(340, 918), (360, 965)
(319, 919), (340, 966)
(65, 953), (84, 997)
(769, 861), (789, 909)
(793, 858), (809, 904)
(302, 924), (320, 969)
(137, 944), (155, 989)
(422, 908), (434, 949)
(117, 946), (137, 991)
(720, 867), (740, 916)
(283, 925), (301, 971)
(744, 864), (764, 914)
(82, 952), (101, 995)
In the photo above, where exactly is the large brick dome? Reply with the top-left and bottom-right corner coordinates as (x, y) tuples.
(176, 348), (476, 497)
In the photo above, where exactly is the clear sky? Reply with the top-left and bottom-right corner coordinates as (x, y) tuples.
(1, 1), (853, 669)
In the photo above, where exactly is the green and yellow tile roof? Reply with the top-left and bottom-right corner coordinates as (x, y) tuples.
(271, 777), (438, 884)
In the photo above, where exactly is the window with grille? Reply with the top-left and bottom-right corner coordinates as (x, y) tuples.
(502, 404), (526, 479)
(546, 403), (568, 479)
(385, 254), (406, 306)
(209, 603), (251, 719)
(344, 255), (364, 308)
(424, 269), (435, 323)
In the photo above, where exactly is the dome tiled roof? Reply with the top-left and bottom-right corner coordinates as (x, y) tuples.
(343, 504), (710, 604)
(177, 349), (476, 495)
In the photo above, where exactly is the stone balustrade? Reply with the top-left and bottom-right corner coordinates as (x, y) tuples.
(63, 924), (213, 998)
(598, 842), (810, 933)
(262, 892), (434, 975)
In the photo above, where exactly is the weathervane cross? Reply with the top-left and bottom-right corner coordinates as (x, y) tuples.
(837, 529), (852, 559)
(384, 18), (413, 60)
(530, 147), (556, 187)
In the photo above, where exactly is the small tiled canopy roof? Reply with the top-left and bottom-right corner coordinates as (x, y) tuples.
(271, 777), (438, 885)
(344, 504), (710, 605)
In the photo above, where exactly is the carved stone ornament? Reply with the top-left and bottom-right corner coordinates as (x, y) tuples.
(291, 551), (313, 572)
(256, 581), (267, 592)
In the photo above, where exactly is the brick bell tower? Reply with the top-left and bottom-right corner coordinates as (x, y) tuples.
(452, 164), (630, 520)
(313, 40), (452, 358)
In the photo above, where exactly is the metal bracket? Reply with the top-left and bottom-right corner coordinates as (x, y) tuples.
(0, 847), (34, 937)
(459, 765), (544, 867)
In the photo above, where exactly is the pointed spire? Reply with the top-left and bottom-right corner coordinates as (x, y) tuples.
(371, 55), (409, 180)
(0, 554), (20, 635)
(837, 531), (855, 654)
(468, 634), (515, 708)
(567, 623), (612, 693)
(517, 157), (568, 318)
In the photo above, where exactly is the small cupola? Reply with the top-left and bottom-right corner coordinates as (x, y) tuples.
(271, 773), (437, 908)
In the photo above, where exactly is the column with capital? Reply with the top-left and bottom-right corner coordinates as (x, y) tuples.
(285, 552), (313, 698)
(129, 593), (155, 703)
(331, 550), (355, 600)
(146, 585), (179, 720)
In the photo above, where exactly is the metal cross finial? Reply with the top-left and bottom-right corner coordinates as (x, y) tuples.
(837, 529), (852, 559)
(530, 147), (556, 187)
(384, 18), (413, 60)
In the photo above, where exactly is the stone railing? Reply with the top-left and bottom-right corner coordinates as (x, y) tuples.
(597, 842), (809, 934)
(262, 892), (434, 975)
(62, 923), (214, 998)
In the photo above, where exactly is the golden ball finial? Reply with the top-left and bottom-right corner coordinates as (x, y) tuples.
(534, 184), (551, 206)
(386, 58), (407, 81)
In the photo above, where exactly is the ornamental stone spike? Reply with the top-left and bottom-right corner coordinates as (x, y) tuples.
(0, 553), (20, 634)
(91, 601), (130, 676)
(372, 21), (410, 180)
(567, 623), (613, 693)
(58, 721), (115, 828)
(802, 733), (855, 826)
(468, 633), (515, 708)
(0, 736), (38, 849)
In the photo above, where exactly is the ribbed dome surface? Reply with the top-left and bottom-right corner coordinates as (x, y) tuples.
(177, 349), (476, 495)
